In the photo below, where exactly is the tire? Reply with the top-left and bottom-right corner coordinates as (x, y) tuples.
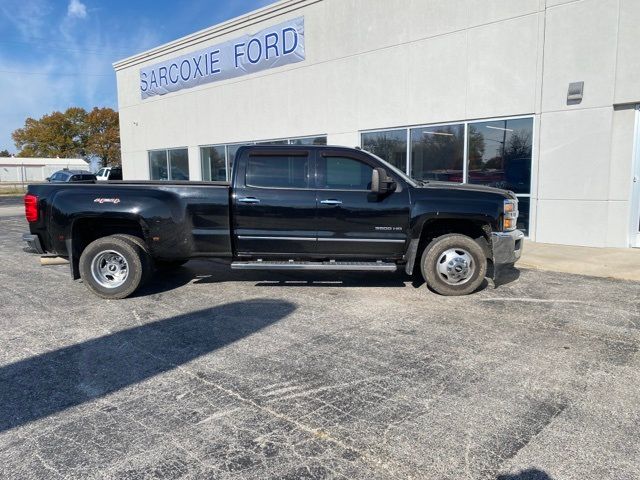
(155, 258), (189, 270)
(79, 236), (147, 299)
(111, 234), (154, 285)
(420, 234), (487, 296)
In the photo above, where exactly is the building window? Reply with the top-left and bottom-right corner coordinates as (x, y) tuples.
(200, 135), (327, 182)
(360, 116), (534, 234)
(467, 118), (532, 194)
(289, 136), (327, 146)
(410, 124), (464, 182)
(149, 148), (189, 181)
(201, 146), (226, 181)
(361, 129), (407, 172)
(149, 150), (168, 180)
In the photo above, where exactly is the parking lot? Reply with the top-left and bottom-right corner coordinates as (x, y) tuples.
(1, 198), (639, 480)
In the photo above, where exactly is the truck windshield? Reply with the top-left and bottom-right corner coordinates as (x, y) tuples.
(362, 150), (419, 187)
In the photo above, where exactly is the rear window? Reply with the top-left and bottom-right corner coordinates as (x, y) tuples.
(246, 155), (310, 189)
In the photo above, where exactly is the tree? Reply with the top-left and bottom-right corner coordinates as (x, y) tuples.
(0, 149), (11, 157)
(85, 107), (121, 167)
(11, 107), (120, 166)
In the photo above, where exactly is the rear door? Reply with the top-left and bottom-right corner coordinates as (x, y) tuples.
(314, 150), (410, 258)
(232, 149), (317, 255)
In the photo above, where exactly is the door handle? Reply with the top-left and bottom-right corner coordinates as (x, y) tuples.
(320, 199), (342, 206)
(237, 197), (260, 204)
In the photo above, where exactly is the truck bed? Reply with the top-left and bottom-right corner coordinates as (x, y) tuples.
(27, 181), (233, 260)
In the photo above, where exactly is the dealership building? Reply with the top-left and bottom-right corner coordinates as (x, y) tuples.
(114, 0), (640, 248)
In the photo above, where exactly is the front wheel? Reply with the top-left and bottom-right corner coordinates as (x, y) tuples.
(79, 236), (148, 299)
(420, 234), (487, 296)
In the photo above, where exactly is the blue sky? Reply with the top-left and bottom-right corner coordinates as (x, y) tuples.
(0, 0), (272, 152)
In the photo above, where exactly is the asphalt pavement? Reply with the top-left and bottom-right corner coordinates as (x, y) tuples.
(1, 212), (639, 479)
(0, 195), (23, 217)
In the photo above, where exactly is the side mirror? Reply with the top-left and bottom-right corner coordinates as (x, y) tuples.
(45, 177), (51, 182)
(371, 168), (396, 194)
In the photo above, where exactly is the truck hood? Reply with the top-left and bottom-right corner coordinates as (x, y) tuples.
(416, 181), (516, 199)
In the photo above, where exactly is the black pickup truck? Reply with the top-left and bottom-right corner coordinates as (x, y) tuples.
(23, 145), (523, 299)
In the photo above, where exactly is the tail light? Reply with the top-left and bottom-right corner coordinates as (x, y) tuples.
(24, 194), (39, 222)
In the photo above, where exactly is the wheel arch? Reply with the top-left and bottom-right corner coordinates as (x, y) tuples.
(405, 217), (492, 276)
(68, 216), (149, 279)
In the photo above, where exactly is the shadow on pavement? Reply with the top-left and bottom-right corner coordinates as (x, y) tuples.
(493, 264), (521, 288)
(497, 468), (554, 480)
(0, 298), (295, 433)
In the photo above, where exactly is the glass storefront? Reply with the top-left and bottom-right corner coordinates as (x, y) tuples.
(361, 129), (406, 172)
(361, 117), (534, 234)
(200, 135), (327, 181)
(410, 124), (465, 182)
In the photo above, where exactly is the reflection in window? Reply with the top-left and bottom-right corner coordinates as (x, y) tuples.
(149, 150), (168, 180)
(169, 149), (190, 180)
(361, 130), (407, 172)
(148, 148), (189, 181)
(319, 156), (373, 190)
(467, 118), (532, 194)
(289, 136), (327, 145)
(410, 124), (464, 182)
(200, 136), (326, 181)
(255, 139), (289, 145)
(516, 196), (530, 236)
(246, 155), (310, 189)
(201, 146), (227, 181)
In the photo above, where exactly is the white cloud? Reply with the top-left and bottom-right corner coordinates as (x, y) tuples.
(67, 0), (87, 19)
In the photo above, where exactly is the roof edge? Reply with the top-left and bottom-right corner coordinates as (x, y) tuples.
(113, 0), (320, 72)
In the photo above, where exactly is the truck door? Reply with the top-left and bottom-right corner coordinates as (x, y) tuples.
(232, 149), (317, 255)
(314, 150), (410, 258)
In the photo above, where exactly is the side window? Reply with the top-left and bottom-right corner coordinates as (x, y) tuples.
(70, 175), (79, 181)
(246, 155), (310, 189)
(320, 156), (373, 190)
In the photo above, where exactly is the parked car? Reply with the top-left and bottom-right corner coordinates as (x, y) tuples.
(96, 166), (123, 181)
(23, 145), (523, 299)
(46, 170), (96, 183)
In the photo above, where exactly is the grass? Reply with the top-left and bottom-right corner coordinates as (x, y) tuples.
(0, 187), (26, 196)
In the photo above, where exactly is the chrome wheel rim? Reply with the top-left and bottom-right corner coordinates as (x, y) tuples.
(91, 250), (129, 289)
(436, 248), (475, 285)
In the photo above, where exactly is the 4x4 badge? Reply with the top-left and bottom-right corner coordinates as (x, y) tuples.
(94, 198), (120, 204)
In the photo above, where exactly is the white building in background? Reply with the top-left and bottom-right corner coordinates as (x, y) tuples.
(114, 0), (640, 248)
(0, 157), (89, 183)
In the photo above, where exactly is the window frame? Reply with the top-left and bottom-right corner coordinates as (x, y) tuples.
(148, 147), (189, 181)
(200, 145), (228, 182)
